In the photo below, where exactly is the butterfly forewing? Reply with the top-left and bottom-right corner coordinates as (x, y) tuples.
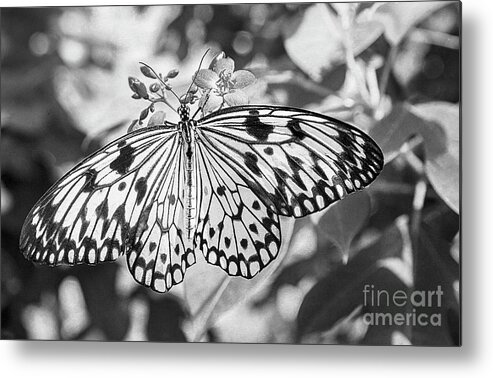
(197, 105), (384, 218)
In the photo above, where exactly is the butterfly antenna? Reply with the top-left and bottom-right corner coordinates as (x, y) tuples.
(185, 48), (211, 101)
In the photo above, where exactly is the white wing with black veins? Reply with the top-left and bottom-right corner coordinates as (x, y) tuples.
(20, 125), (193, 292)
(194, 105), (383, 277)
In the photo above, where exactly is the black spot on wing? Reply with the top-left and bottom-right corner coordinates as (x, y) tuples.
(169, 194), (176, 205)
(160, 252), (167, 264)
(252, 200), (260, 210)
(244, 115), (274, 142)
(309, 151), (329, 180)
(217, 185), (226, 196)
(134, 177), (147, 205)
(82, 169), (98, 192)
(249, 224), (258, 234)
(244, 152), (262, 177)
(110, 144), (135, 174)
(287, 119), (305, 140)
(240, 239), (248, 249)
(95, 199), (109, 218)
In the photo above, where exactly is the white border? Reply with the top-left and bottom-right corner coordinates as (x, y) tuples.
(2, 0), (491, 376)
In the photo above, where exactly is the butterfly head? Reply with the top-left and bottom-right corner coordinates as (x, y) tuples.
(178, 104), (190, 121)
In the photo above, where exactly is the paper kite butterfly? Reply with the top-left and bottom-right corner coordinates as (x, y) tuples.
(20, 56), (384, 293)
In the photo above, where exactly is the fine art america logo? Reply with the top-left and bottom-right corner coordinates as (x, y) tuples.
(362, 284), (444, 327)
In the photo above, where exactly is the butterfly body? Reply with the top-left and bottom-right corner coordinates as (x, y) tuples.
(178, 105), (198, 240)
(20, 104), (383, 293)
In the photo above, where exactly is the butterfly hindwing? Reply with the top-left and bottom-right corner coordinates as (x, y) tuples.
(194, 141), (281, 278)
(125, 139), (195, 292)
(197, 105), (384, 218)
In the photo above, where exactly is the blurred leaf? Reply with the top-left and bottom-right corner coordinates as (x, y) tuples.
(370, 103), (419, 160)
(371, 102), (459, 213)
(297, 221), (408, 339)
(375, 1), (450, 45)
(182, 218), (295, 341)
(317, 190), (371, 259)
(76, 264), (130, 340)
(450, 232), (459, 263)
(283, 3), (383, 82)
(54, 6), (185, 138)
(410, 102), (459, 214)
(409, 223), (460, 345)
(146, 296), (187, 342)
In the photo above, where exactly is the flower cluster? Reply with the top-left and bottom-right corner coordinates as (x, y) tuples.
(127, 63), (181, 130)
(194, 52), (256, 114)
(127, 52), (257, 129)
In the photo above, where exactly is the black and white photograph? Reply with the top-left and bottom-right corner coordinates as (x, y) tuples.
(1, 1), (460, 348)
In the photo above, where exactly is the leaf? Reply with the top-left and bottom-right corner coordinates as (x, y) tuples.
(146, 296), (187, 342)
(409, 223), (460, 345)
(283, 4), (383, 82)
(374, 1), (450, 45)
(450, 232), (459, 264)
(297, 221), (409, 339)
(370, 102), (459, 214)
(317, 190), (371, 258)
(182, 218), (295, 341)
(76, 264), (130, 340)
(54, 7), (185, 136)
(410, 102), (459, 214)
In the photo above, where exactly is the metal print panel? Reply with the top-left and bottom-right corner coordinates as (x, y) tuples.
(1, 1), (461, 345)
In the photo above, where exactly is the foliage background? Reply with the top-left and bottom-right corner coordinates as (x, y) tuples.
(1, 2), (460, 345)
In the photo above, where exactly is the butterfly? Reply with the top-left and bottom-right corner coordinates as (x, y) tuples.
(19, 60), (384, 294)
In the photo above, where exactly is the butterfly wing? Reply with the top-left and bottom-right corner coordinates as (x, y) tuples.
(197, 105), (383, 217)
(194, 105), (383, 277)
(20, 125), (194, 293)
